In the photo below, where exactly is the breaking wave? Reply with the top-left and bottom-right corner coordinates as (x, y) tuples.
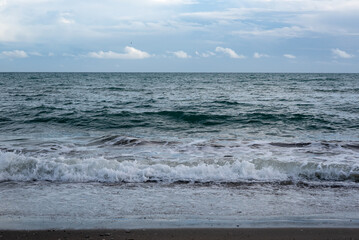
(1, 151), (358, 184)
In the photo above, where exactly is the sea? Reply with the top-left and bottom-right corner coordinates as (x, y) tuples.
(0, 72), (358, 229)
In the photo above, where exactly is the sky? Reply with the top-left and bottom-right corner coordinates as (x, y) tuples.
(0, 0), (358, 72)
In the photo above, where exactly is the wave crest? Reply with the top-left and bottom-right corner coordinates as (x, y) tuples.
(1, 151), (358, 184)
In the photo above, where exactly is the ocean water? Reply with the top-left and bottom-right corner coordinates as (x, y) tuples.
(0, 72), (358, 229)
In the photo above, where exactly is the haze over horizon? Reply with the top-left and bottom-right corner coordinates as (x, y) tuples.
(0, 0), (358, 72)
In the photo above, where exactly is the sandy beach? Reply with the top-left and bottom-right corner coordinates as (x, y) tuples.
(1, 228), (359, 240)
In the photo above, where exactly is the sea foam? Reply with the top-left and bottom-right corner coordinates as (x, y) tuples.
(1, 151), (358, 184)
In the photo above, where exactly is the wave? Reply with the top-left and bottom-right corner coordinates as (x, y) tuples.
(1, 151), (358, 184)
(213, 100), (245, 106)
(146, 111), (231, 125)
(14, 109), (356, 132)
(87, 135), (175, 147)
(0, 117), (11, 122)
(269, 142), (312, 148)
(88, 135), (359, 151)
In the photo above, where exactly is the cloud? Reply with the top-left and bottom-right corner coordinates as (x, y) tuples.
(233, 26), (308, 38)
(0, 50), (28, 58)
(195, 51), (215, 57)
(181, 8), (248, 20)
(0, 0), (199, 44)
(283, 54), (296, 59)
(0, 0), (6, 8)
(331, 48), (354, 58)
(0, 0), (358, 72)
(182, 1), (359, 20)
(59, 17), (74, 25)
(215, 47), (245, 59)
(88, 46), (151, 59)
(150, 0), (196, 5)
(184, 2), (359, 38)
(253, 52), (269, 58)
(170, 50), (191, 58)
(58, 12), (75, 25)
(29, 51), (42, 56)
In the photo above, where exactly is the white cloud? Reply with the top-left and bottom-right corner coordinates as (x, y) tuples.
(29, 51), (42, 56)
(181, 8), (248, 20)
(0, 0), (199, 43)
(59, 17), (74, 24)
(195, 51), (215, 57)
(150, 0), (196, 5)
(283, 54), (296, 59)
(58, 12), (75, 25)
(233, 26), (308, 38)
(1, 0), (359, 45)
(88, 46), (151, 59)
(184, 2), (359, 38)
(171, 50), (191, 58)
(215, 47), (245, 59)
(253, 52), (269, 58)
(283, 54), (297, 59)
(0, 0), (358, 72)
(0, 0), (7, 9)
(0, 21), (28, 42)
(182, 1), (359, 17)
(0, 50), (28, 58)
(331, 48), (354, 58)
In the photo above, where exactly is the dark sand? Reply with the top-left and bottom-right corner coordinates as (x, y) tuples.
(1, 228), (358, 240)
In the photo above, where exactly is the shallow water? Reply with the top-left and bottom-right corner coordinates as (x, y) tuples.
(1, 182), (359, 229)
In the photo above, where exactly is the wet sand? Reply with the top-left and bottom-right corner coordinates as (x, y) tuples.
(1, 228), (359, 240)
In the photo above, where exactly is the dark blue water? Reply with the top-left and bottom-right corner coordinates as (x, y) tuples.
(0, 73), (358, 184)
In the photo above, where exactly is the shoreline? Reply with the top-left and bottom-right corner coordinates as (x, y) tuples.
(1, 228), (359, 240)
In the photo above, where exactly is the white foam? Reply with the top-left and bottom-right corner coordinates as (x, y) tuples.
(1, 151), (358, 184)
